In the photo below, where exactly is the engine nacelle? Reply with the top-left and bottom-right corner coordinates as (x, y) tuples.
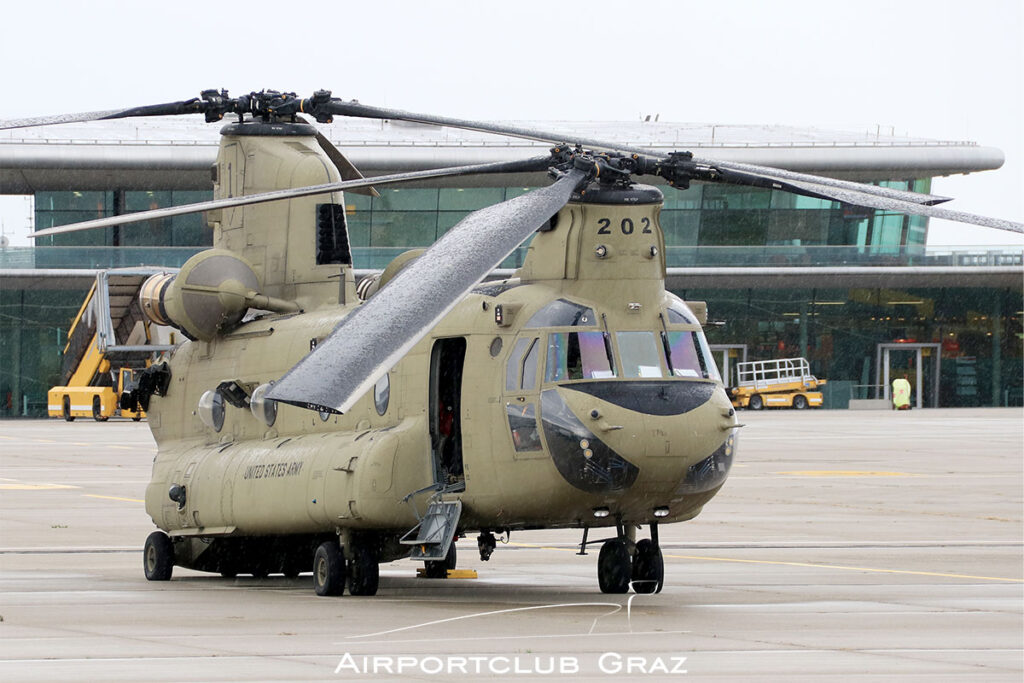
(138, 249), (263, 341)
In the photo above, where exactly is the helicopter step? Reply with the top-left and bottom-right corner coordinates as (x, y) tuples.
(400, 500), (462, 561)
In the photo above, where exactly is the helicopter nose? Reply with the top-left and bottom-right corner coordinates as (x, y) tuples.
(541, 381), (736, 497)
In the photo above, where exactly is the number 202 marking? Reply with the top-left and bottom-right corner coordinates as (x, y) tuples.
(597, 217), (652, 235)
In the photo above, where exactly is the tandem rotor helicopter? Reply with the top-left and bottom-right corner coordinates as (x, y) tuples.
(6, 90), (1022, 597)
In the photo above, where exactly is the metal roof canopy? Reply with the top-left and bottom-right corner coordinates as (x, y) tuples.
(0, 118), (1005, 193)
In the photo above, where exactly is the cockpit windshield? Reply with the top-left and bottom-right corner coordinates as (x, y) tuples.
(545, 331), (616, 381)
(615, 331), (665, 378)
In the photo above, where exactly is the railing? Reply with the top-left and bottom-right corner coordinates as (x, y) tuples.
(1, 245), (1021, 271)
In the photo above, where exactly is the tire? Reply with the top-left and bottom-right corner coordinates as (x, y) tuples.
(132, 415), (143, 422)
(793, 395), (808, 410)
(63, 396), (74, 422)
(313, 542), (346, 596)
(597, 539), (631, 594)
(748, 395), (764, 411)
(424, 542), (457, 579)
(631, 539), (664, 594)
(144, 531), (174, 581)
(347, 544), (380, 596)
(92, 396), (108, 422)
(220, 570), (237, 579)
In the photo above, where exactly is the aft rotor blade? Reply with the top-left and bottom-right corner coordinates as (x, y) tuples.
(28, 156), (555, 239)
(321, 100), (951, 207)
(267, 167), (590, 414)
(0, 100), (207, 130)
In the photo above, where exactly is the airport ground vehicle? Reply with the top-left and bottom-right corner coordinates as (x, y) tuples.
(47, 269), (176, 421)
(729, 357), (826, 410)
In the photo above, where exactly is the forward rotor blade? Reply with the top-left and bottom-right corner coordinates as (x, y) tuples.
(28, 156), (555, 239)
(267, 167), (589, 414)
(775, 178), (1024, 234)
(322, 100), (951, 206)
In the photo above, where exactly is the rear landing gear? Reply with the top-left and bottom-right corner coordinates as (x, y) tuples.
(313, 541), (346, 596)
(143, 531), (174, 581)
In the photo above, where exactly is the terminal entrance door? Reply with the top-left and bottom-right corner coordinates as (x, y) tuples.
(875, 343), (941, 409)
(709, 345), (748, 388)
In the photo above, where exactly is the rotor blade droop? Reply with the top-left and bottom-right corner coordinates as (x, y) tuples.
(267, 168), (590, 414)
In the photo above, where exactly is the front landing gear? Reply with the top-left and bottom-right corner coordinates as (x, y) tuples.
(597, 539), (631, 593)
(593, 524), (665, 594)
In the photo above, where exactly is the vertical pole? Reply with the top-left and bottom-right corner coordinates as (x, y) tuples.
(882, 347), (890, 402)
(991, 296), (1002, 407)
(799, 301), (809, 360)
(921, 348), (929, 411)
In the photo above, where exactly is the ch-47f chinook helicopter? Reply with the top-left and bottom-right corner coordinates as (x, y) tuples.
(8, 90), (1022, 597)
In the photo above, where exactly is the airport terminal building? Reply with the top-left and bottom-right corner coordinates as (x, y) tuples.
(1, 119), (1021, 415)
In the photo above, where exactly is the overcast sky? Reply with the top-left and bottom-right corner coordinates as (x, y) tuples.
(1, 0), (1021, 247)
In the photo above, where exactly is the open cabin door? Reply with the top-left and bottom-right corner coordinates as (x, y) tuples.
(429, 337), (467, 488)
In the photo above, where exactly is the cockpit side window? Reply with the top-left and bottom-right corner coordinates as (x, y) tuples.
(506, 338), (539, 392)
(665, 300), (699, 325)
(663, 331), (706, 378)
(545, 331), (616, 382)
(615, 331), (666, 378)
(525, 299), (596, 328)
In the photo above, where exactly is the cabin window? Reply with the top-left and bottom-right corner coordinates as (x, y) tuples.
(374, 374), (390, 415)
(505, 337), (540, 391)
(525, 299), (596, 328)
(615, 331), (665, 378)
(506, 403), (542, 451)
(545, 331), (616, 382)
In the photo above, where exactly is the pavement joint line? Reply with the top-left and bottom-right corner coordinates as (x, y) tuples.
(82, 494), (145, 503)
(506, 542), (1024, 583)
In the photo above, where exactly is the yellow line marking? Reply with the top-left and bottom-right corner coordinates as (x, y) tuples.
(774, 470), (917, 477)
(83, 494), (145, 503)
(0, 478), (80, 490)
(664, 553), (1023, 583)
(508, 542), (1022, 583)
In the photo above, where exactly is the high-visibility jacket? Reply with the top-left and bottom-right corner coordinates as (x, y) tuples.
(892, 378), (911, 409)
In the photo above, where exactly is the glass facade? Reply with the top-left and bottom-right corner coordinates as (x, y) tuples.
(687, 286), (1022, 409)
(1, 180), (1019, 416)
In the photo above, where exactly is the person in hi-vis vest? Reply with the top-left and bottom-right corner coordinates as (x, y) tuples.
(892, 375), (911, 410)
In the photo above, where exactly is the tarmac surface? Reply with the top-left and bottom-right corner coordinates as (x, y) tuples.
(0, 408), (1021, 681)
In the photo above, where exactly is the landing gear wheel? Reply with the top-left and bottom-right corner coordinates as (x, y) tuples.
(282, 561), (301, 578)
(92, 396), (108, 422)
(250, 566), (270, 578)
(597, 539), (631, 594)
(220, 570), (237, 578)
(793, 395), (808, 410)
(748, 394), (764, 411)
(143, 531), (174, 581)
(347, 544), (380, 596)
(424, 542), (457, 579)
(631, 539), (664, 594)
(313, 542), (346, 596)
(63, 396), (74, 422)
